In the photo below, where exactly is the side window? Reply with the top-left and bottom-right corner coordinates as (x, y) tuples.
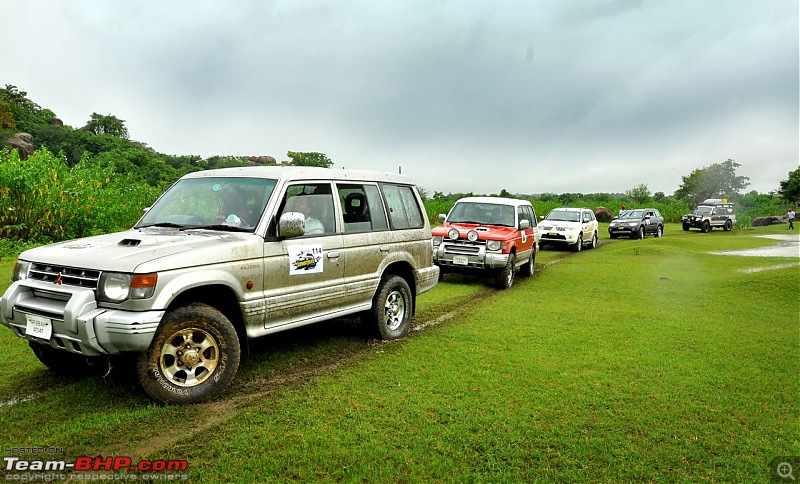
(278, 183), (336, 236)
(525, 206), (537, 227)
(381, 184), (424, 230)
(337, 183), (389, 233)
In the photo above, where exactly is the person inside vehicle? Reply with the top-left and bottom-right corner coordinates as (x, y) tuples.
(292, 196), (325, 235)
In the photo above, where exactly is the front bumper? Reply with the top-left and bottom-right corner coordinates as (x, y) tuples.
(433, 243), (509, 271)
(539, 232), (580, 245)
(0, 280), (164, 356)
(609, 225), (638, 235)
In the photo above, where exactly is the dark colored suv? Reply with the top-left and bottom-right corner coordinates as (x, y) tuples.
(608, 208), (664, 239)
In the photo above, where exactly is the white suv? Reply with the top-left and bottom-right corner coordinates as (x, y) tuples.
(539, 207), (599, 252)
(1, 166), (439, 404)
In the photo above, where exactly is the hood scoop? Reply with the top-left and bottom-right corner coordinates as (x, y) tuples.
(118, 239), (142, 247)
(475, 227), (491, 232)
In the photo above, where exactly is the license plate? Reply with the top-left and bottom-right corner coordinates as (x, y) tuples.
(25, 314), (52, 340)
(548, 232), (558, 236)
(453, 255), (468, 266)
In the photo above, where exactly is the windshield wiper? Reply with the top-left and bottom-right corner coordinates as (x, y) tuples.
(137, 222), (185, 229)
(181, 224), (250, 233)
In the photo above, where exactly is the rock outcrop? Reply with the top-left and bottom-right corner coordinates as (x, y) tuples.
(5, 132), (34, 160)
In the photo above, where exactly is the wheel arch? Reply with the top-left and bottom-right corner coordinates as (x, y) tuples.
(380, 261), (418, 314)
(165, 285), (249, 356)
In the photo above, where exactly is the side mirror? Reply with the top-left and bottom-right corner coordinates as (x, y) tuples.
(142, 207), (151, 215)
(519, 219), (530, 229)
(438, 214), (446, 223)
(539, 215), (545, 221)
(278, 212), (306, 238)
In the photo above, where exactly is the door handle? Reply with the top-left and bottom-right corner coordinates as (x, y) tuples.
(379, 245), (390, 252)
(327, 251), (340, 259)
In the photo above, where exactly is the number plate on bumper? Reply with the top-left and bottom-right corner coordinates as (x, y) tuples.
(25, 314), (52, 340)
(453, 255), (468, 266)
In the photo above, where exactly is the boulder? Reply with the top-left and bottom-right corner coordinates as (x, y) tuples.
(257, 155), (276, 165)
(594, 206), (613, 222)
(51, 118), (63, 127)
(5, 133), (34, 160)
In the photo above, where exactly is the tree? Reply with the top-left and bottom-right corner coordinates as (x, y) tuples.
(778, 167), (800, 204)
(674, 159), (750, 206)
(85, 113), (129, 139)
(0, 100), (14, 129)
(285, 151), (333, 168)
(626, 184), (651, 205)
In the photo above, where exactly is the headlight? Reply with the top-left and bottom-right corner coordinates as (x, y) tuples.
(627, 222), (639, 226)
(487, 240), (501, 251)
(467, 230), (479, 242)
(448, 228), (460, 240)
(12, 260), (31, 282)
(432, 236), (443, 245)
(98, 272), (157, 302)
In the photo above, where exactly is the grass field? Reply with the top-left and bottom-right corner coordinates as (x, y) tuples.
(0, 223), (798, 481)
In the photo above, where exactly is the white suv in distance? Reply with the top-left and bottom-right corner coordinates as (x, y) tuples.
(1, 166), (439, 404)
(539, 207), (598, 252)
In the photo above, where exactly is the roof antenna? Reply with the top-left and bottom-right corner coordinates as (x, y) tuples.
(398, 166), (402, 174)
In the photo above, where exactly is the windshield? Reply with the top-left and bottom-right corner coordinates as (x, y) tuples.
(136, 177), (277, 232)
(545, 209), (580, 222)
(447, 202), (515, 227)
(693, 206), (713, 216)
(618, 209), (644, 219)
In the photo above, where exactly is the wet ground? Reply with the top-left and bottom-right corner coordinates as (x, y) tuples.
(710, 233), (800, 258)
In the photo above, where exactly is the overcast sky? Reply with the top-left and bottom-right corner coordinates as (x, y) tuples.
(4, 0), (798, 196)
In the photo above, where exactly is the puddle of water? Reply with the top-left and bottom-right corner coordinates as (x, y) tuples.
(710, 234), (800, 258)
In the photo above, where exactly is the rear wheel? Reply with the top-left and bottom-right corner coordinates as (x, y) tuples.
(519, 251), (535, 277)
(369, 275), (413, 340)
(701, 221), (711, 233)
(137, 303), (241, 405)
(494, 254), (515, 289)
(723, 220), (732, 231)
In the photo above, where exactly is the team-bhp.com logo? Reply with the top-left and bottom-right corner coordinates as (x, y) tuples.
(4, 455), (188, 480)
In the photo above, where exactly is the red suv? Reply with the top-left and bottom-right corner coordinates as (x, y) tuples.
(432, 197), (538, 289)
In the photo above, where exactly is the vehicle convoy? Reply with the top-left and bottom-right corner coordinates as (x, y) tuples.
(538, 207), (598, 252)
(0, 167), (439, 404)
(608, 208), (665, 239)
(431, 197), (538, 289)
(681, 199), (736, 232)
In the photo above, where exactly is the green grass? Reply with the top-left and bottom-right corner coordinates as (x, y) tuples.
(0, 223), (797, 481)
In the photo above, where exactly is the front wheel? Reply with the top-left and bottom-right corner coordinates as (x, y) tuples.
(638, 226), (645, 239)
(701, 221), (711, 233)
(29, 342), (108, 377)
(137, 303), (241, 405)
(572, 234), (583, 252)
(588, 232), (598, 249)
(682, 223), (690, 231)
(723, 220), (732, 231)
(494, 254), (515, 289)
(369, 275), (413, 340)
(655, 225), (663, 238)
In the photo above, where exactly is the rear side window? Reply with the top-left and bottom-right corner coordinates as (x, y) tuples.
(337, 183), (389, 233)
(381, 184), (424, 229)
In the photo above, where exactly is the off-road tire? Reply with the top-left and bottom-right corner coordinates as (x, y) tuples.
(494, 254), (515, 289)
(610, 233), (618, 239)
(369, 275), (413, 340)
(519, 251), (535, 277)
(723, 220), (733, 231)
(682, 223), (690, 231)
(701, 221), (711, 233)
(137, 303), (241, 405)
(29, 342), (107, 377)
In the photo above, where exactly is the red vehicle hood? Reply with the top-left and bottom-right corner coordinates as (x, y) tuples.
(431, 222), (518, 240)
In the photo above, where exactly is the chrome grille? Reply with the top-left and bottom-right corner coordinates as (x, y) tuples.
(28, 263), (101, 290)
(442, 241), (483, 256)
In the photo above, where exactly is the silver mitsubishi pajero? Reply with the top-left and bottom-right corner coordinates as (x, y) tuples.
(0, 166), (439, 404)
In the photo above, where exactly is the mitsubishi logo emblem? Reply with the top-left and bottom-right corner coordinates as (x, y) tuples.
(53, 273), (63, 285)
